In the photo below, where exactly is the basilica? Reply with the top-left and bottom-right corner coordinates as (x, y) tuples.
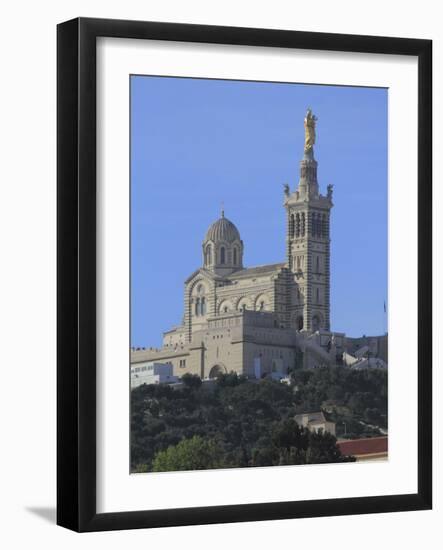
(131, 110), (377, 380)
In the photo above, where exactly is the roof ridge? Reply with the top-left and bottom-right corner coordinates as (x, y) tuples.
(233, 262), (285, 271)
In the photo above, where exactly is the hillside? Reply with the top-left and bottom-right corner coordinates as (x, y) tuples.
(130, 366), (386, 473)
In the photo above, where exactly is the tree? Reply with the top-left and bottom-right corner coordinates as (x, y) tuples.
(131, 373), (368, 471)
(132, 463), (149, 473)
(272, 418), (305, 452)
(215, 371), (247, 387)
(152, 435), (223, 472)
(251, 445), (278, 467)
(271, 418), (309, 465)
(181, 373), (202, 389)
(305, 430), (350, 463)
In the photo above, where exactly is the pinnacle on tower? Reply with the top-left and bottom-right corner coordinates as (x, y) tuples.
(298, 108), (319, 198)
(303, 108), (317, 159)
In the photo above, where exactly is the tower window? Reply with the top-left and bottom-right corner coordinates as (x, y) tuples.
(312, 315), (320, 331)
(316, 256), (320, 272)
(313, 212), (320, 237)
(296, 213), (300, 237)
(289, 214), (295, 238)
(205, 244), (212, 266)
(220, 246), (225, 264)
(316, 287), (320, 303)
(301, 213), (306, 236)
(233, 247), (237, 265)
(195, 298), (200, 316)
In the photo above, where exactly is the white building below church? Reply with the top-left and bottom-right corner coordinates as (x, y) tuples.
(130, 362), (178, 389)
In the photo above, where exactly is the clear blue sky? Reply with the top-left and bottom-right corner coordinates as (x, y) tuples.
(131, 75), (387, 347)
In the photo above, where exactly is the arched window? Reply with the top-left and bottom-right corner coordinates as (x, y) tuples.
(315, 213), (321, 236)
(312, 315), (320, 331)
(259, 301), (264, 311)
(220, 246), (225, 264)
(205, 244), (212, 266)
(238, 302), (247, 311)
(209, 364), (226, 378)
(297, 316), (304, 330)
(201, 297), (206, 315)
(233, 247), (237, 265)
(195, 298), (200, 316)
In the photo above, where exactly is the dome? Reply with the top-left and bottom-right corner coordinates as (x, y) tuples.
(204, 211), (241, 244)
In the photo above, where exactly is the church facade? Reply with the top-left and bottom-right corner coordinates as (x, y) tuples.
(131, 110), (348, 379)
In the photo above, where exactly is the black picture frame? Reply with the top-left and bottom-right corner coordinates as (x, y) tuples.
(57, 17), (432, 532)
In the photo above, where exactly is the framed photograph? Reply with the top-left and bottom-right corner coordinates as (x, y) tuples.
(57, 17), (432, 532)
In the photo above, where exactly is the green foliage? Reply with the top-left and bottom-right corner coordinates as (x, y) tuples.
(132, 463), (149, 473)
(152, 435), (224, 472)
(291, 366), (388, 438)
(181, 373), (202, 389)
(130, 371), (370, 472)
(215, 371), (248, 387)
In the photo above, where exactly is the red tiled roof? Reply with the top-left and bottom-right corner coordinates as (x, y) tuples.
(337, 436), (388, 457)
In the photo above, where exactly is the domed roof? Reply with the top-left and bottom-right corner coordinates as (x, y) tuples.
(205, 211), (241, 244)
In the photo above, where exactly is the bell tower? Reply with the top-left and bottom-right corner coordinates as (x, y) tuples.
(284, 109), (333, 332)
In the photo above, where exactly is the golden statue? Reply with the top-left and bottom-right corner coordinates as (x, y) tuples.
(304, 108), (317, 153)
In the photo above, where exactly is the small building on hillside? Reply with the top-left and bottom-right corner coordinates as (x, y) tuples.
(351, 357), (387, 369)
(345, 335), (388, 364)
(337, 436), (388, 462)
(294, 411), (336, 435)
